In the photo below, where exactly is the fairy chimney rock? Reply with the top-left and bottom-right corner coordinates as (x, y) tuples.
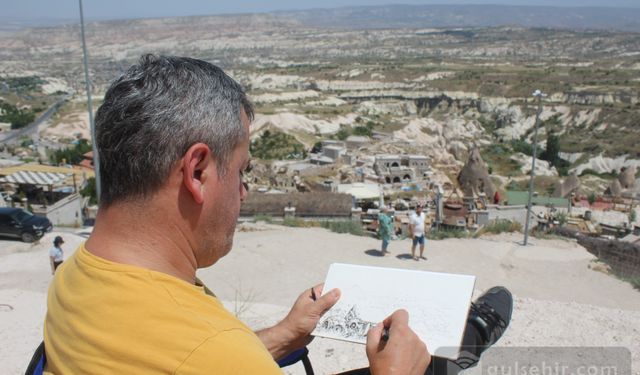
(457, 148), (496, 198)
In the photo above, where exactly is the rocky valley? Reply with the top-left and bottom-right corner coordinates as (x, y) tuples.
(1, 6), (639, 198)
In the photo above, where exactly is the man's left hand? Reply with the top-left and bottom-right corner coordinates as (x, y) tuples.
(257, 284), (340, 360)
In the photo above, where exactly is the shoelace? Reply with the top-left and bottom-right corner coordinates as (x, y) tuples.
(470, 301), (507, 330)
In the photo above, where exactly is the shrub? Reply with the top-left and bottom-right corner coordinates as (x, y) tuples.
(426, 228), (469, 240)
(320, 220), (365, 236)
(580, 169), (617, 179)
(612, 272), (640, 292)
(477, 116), (496, 133)
(335, 127), (351, 141)
(282, 217), (317, 228)
(531, 230), (567, 241)
(250, 130), (306, 160)
(20, 138), (34, 148)
(352, 125), (372, 137)
(555, 212), (568, 226)
(511, 139), (533, 156)
(254, 214), (273, 223)
(477, 219), (522, 236)
(628, 277), (640, 291)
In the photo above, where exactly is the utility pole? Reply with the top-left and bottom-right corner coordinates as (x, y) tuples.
(523, 90), (546, 246)
(79, 0), (101, 203)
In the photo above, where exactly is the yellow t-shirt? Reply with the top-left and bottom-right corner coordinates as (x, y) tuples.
(43, 243), (282, 374)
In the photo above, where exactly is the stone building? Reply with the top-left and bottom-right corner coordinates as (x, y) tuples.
(407, 155), (430, 176)
(310, 140), (347, 165)
(345, 135), (370, 150)
(374, 154), (430, 183)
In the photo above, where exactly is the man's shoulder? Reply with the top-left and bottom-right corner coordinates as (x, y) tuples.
(45, 265), (257, 373)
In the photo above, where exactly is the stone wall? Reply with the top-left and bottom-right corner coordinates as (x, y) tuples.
(33, 193), (83, 227)
(555, 227), (640, 278)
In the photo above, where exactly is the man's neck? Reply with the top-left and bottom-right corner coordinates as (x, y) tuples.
(85, 201), (199, 284)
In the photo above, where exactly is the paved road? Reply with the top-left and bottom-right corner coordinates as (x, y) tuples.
(0, 95), (70, 145)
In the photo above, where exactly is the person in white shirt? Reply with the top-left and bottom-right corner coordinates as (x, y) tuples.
(49, 236), (64, 274)
(409, 204), (427, 261)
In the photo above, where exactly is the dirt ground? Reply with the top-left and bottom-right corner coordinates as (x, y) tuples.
(0, 226), (638, 374)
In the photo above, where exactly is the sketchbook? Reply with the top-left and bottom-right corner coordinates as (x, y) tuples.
(312, 263), (476, 360)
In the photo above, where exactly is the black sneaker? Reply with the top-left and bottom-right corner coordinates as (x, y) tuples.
(433, 287), (513, 375)
(468, 286), (513, 349)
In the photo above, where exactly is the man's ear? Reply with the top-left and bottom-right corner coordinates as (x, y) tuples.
(182, 143), (213, 204)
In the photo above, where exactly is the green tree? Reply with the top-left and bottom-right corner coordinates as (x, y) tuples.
(49, 139), (93, 165)
(250, 131), (306, 160)
(541, 132), (560, 166)
(511, 139), (533, 156)
(80, 177), (98, 205)
(335, 127), (351, 141)
(0, 101), (36, 129)
(352, 126), (372, 137)
(311, 141), (322, 153)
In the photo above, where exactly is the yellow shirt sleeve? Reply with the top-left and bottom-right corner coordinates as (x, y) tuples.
(175, 329), (283, 375)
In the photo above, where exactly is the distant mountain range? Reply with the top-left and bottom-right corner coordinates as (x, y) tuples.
(3, 4), (640, 33)
(274, 4), (640, 32)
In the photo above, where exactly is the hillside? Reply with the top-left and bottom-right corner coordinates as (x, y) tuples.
(0, 10), (638, 192)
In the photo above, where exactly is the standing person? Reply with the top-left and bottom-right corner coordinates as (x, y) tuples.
(49, 236), (64, 274)
(42, 55), (429, 375)
(378, 206), (394, 255)
(410, 204), (427, 261)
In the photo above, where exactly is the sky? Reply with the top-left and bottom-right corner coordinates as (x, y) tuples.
(2, 0), (640, 22)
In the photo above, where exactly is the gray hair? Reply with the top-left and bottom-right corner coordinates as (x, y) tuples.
(95, 54), (253, 206)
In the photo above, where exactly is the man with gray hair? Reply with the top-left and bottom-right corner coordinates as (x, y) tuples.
(42, 55), (429, 374)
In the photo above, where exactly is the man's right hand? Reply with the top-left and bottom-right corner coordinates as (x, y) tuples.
(366, 309), (430, 375)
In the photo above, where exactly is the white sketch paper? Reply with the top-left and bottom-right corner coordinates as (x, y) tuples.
(312, 263), (476, 360)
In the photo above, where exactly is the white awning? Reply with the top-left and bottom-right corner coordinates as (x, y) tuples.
(0, 170), (70, 186)
(337, 183), (381, 200)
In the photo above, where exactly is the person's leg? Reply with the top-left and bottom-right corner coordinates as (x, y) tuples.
(411, 237), (418, 260)
(427, 323), (485, 375)
(381, 239), (389, 254)
(419, 236), (426, 259)
(429, 286), (513, 375)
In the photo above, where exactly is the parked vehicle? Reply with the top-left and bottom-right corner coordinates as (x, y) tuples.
(0, 207), (52, 242)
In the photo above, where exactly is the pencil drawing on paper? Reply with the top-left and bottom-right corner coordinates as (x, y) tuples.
(312, 263), (476, 357)
(315, 305), (376, 343)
